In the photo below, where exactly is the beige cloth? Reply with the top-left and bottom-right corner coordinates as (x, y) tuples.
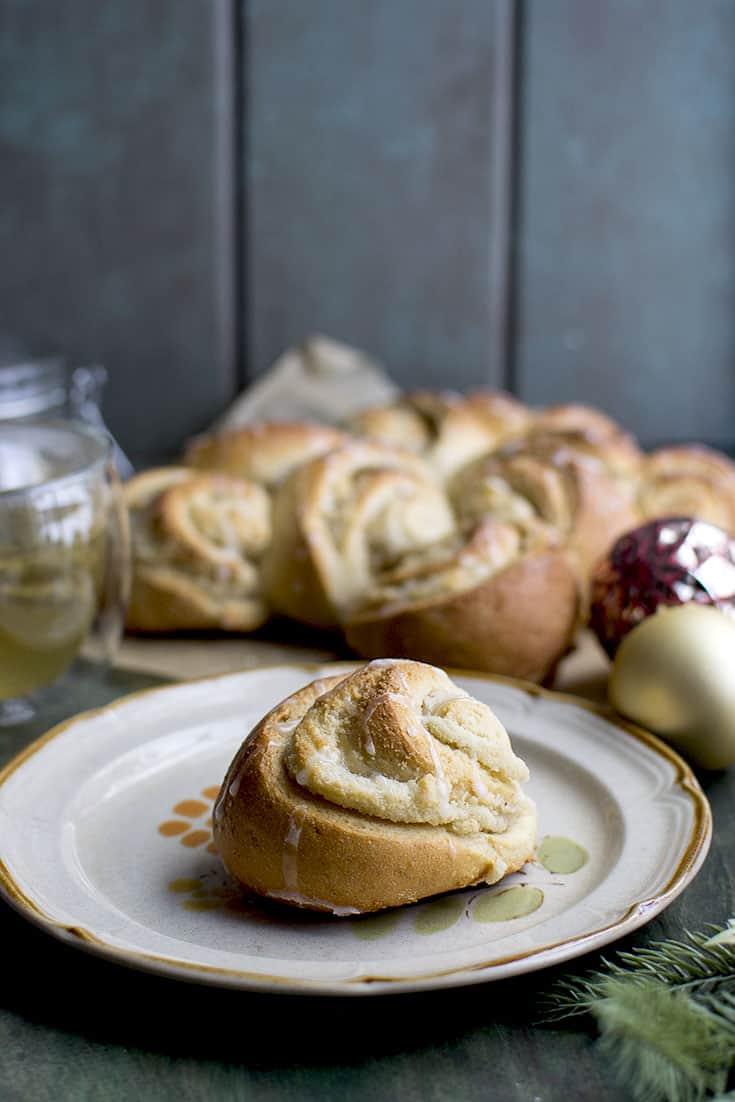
(209, 334), (398, 430)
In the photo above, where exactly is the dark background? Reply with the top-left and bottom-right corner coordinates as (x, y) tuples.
(1, 0), (734, 465)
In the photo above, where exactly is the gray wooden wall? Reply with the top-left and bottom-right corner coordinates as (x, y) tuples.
(1, 0), (733, 463)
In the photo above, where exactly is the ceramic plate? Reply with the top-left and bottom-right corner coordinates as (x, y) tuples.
(0, 664), (711, 996)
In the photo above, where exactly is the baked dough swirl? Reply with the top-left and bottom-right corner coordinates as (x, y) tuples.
(638, 445), (735, 534)
(450, 433), (640, 576)
(262, 442), (456, 628)
(529, 403), (643, 476)
(213, 659), (537, 913)
(344, 518), (580, 682)
(124, 467), (271, 632)
(184, 421), (349, 490)
(347, 390), (502, 480)
(463, 389), (532, 442)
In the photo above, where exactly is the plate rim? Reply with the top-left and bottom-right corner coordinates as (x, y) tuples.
(0, 663), (713, 996)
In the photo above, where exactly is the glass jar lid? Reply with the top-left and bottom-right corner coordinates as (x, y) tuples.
(0, 360), (68, 419)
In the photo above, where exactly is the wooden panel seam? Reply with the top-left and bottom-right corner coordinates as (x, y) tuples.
(489, 0), (518, 393)
(213, 0), (240, 394)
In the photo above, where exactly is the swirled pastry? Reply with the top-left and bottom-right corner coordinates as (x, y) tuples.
(183, 422), (349, 490)
(450, 434), (640, 576)
(262, 442), (456, 628)
(347, 391), (500, 480)
(344, 517), (580, 682)
(529, 403), (642, 476)
(213, 659), (537, 913)
(124, 467), (271, 632)
(463, 389), (532, 443)
(638, 445), (735, 534)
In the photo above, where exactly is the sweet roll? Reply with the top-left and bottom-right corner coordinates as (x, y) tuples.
(124, 467), (271, 632)
(213, 659), (537, 913)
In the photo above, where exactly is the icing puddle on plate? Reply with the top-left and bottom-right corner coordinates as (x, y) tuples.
(159, 784), (589, 939)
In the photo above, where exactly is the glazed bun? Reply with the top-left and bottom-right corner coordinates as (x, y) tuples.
(262, 442), (456, 629)
(344, 518), (580, 683)
(450, 433), (640, 577)
(124, 467), (271, 633)
(638, 445), (735, 534)
(183, 421), (350, 490)
(463, 389), (532, 443)
(529, 403), (643, 476)
(213, 659), (536, 913)
(347, 391), (501, 480)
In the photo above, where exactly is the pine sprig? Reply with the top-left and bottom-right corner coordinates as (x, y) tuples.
(546, 928), (735, 1022)
(594, 976), (732, 1101)
(542, 923), (735, 1102)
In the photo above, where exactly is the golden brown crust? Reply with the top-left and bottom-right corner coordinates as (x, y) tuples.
(183, 422), (350, 489)
(124, 467), (271, 634)
(157, 473), (271, 572)
(463, 389), (532, 442)
(348, 391), (500, 479)
(638, 445), (735, 533)
(528, 404), (643, 475)
(213, 662), (536, 913)
(262, 441), (455, 629)
(347, 403), (433, 454)
(123, 466), (193, 509)
(451, 436), (640, 577)
(125, 565), (267, 633)
(344, 524), (581, 683)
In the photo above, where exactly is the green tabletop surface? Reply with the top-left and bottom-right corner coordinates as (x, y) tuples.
(0, 662), (731, 1102)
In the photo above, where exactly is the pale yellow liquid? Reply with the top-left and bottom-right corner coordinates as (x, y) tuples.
(537, 836), (588, 875)
(473, 885), (544, 923)
(0, 541), (103, 700)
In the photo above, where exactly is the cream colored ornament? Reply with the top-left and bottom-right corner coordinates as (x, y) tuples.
(609, 603), (735, 769)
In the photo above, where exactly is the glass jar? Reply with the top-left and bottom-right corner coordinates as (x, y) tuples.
(0, 419), (131, 724)
(0, 359), (69, 421)
(0, 358), (134, 479)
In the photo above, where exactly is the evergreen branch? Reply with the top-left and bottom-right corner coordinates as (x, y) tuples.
(592, 976), (733, 1102)
(545, 928), (735, 1023)
(541, 922), (735, 1101)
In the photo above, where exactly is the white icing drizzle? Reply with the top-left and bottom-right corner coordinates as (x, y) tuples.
(275, 717), (301, 733)
(365, 659), (411, 692)
(368, 691), (408, 717)
(382, 690), (412, 706)
(471, 767), (490, 801)
(282, 810), (305, 892)
(426, 735), (453, 819)
(423, 690), (468, 715)
(361, 690), (415, 756)
(263, 890), (363, 917)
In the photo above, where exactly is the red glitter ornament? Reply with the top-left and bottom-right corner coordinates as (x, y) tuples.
(589, 516), (735, 657)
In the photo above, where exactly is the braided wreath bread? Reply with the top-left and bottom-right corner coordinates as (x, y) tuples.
(121, 388), (735, 683)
